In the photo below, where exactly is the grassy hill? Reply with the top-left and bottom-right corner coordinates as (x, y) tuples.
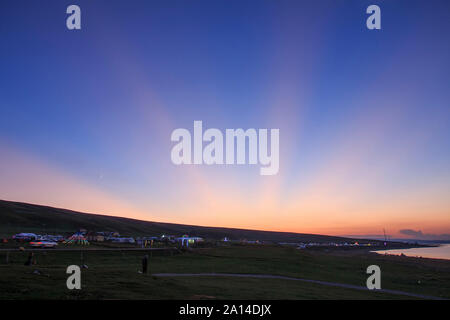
(0, 199), (362, 243)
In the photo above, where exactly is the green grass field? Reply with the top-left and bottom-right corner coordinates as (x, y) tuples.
(1, 245), (449, 299)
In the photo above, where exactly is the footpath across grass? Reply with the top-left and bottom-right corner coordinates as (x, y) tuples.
(0, 245), (449, 299)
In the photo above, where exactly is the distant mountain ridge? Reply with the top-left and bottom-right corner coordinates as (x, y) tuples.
(0, 199), (367, 243)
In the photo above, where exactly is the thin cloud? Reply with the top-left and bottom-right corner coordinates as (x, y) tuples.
(399, 229), (450, 240)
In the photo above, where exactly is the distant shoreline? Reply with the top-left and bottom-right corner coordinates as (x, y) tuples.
(371, 243), (450, 261)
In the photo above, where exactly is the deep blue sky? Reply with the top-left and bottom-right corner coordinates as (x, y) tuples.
(1, 1), (449, 236)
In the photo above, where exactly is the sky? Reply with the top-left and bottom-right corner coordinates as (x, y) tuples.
(0, 0), (449, 239)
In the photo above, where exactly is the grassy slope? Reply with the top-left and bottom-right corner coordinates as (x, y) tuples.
(0, 199), (363, 243)
(1, 245), (449, 299)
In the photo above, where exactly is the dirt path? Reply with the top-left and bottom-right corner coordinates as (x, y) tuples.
(152, 272), (445, 300)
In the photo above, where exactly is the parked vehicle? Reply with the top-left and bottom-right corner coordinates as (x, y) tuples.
(110, 237), (135, 244)
(12, 233), (38, 241)
(29, 241), (58, 248)
(36, 235), (64, 242)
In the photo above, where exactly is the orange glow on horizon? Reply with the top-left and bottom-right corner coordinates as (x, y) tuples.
(1, 140), (449, 238)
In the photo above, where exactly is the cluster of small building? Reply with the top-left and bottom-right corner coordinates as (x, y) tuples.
(7, 232), (384, 250)
(10, 231), (205, 247)
(279, 241), (383, 249)
(86, 232), (205, 246)
(8, 231), (386, 250)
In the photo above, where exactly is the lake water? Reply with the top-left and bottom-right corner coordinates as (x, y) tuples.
(372, 244), (450, 260)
